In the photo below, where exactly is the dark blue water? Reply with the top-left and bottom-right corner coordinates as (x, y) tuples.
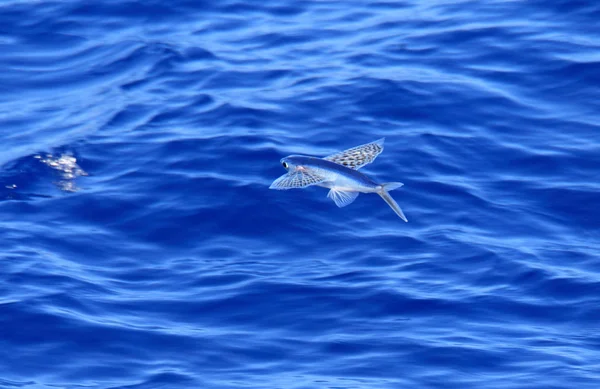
(2, 1), (600, 388)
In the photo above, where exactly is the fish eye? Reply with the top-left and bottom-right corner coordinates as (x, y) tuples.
(282, 161), (288, 169)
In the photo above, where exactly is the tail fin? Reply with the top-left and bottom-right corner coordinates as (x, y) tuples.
(378, 182), (408, 222)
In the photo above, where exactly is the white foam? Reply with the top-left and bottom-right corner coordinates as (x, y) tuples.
(37, 153), (88, 192)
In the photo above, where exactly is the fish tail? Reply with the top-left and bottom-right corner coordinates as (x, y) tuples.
(377, 182), (408, 222)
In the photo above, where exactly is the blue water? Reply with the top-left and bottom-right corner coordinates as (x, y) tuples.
(1, 1), (600, 388)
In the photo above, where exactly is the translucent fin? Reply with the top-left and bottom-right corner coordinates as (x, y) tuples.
(269, 169), (327, 190)
(327, 189), (359, 208)
(383, 182), (403, 191)
(378, 188), (407, 222)
(323, 138), (385, 170)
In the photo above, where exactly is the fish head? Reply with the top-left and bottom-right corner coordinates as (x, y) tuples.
(280, 155), (305, 171)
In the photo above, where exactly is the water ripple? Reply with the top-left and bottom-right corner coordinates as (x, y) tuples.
(1, 0), (600, 388)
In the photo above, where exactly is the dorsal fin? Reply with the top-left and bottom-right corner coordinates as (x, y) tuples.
(323, 138), (385, 170)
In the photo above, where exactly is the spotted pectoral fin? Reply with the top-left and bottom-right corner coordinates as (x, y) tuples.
(327, 189), (359, 208)
(323, 138), (384, 170)
(269, 169), (328, 190)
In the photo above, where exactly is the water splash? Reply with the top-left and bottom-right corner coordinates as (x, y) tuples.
(36, 153), (88, 192)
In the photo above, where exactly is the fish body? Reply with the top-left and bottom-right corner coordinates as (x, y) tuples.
(281, 155), (380, 193)
(270, 138), (408, 221)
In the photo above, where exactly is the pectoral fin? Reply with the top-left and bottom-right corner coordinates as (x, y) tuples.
(323, 138), (384, 170)
(269, 169), (327, 190)
(327, 189), (359, 207)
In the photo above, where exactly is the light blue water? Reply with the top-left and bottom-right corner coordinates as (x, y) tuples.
(1, 1), (600, 388)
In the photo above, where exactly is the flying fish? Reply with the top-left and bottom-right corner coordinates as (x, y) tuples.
(270, 138), (408, 221)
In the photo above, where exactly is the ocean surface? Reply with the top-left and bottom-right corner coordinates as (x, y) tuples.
(1, 1), (600, 388)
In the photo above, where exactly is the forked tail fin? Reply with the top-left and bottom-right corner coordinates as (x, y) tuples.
(377, 182), (407, 222)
